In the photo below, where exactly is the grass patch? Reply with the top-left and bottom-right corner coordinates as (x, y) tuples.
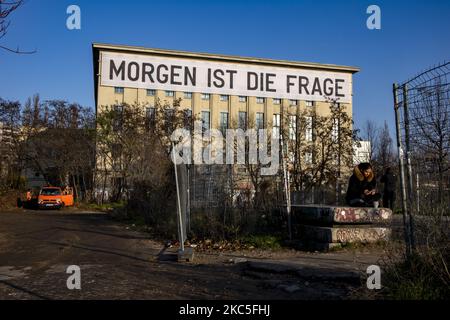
(125, 214), (147, 228)
(383, 252), (450, 300)
(327, 240), (387, 252)
(85, 201), (127, 212)
(241, 235), (283, 250)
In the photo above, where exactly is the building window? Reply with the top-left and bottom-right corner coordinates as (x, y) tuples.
(332, 118), (339, 142)
(164, 108), (174, 128)
(256, 97), (265, 104)
(165, 90), (174, 97)
(220, 95), (229, 102)
(305, 152), (313, 164)
(184, 109), (192, 130)
(289, 151), (295, 164)
(146, 106), (156, 129)
(273, 114), (280, 138)
(273, 98), (281, 105)
(256, 112), (264, 130)
(146, 89), (156, 96)
(238, 111), (247, 130)
(184, 92), (192, 99)
(289, 99), (298, 106)
(305, 116), (313, 142)
(113, 105), (124, 131)
(289, 115), (297, 140)
(239, 96), (247, 103)
(219, 112), (229, 135)
(201, 93), (210, 100)
(306, 101), (315, 107)
(201, 111), (210, 133)
(237, 166), (247, 174)
(114, 87), (124, 94)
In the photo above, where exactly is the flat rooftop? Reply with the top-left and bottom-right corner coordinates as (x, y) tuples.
(92, 43), (360, 74)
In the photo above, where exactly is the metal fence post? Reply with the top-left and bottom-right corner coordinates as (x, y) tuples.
(402, 84), (416, 252)
(416, 173), (420, 215)
(172, 142), (185, 253)
(186, 164), (191, 233)
(280, 133), (292, 240)
(393, 83), (412, 258)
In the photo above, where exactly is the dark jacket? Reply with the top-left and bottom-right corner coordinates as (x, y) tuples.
(380, 171), (396, 193)
(346, 165), (377, 203)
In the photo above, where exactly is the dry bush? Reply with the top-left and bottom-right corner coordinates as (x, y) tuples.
(380, 206), (450, 299)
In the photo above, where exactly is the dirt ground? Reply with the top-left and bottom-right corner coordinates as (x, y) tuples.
(0, 209), (388, 300)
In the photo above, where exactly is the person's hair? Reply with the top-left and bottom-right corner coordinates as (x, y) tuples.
(385, 167), (391, 173)
(358, 162), (372, 172)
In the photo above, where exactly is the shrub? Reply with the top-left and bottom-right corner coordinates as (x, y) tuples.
(381, 208), (449, 300)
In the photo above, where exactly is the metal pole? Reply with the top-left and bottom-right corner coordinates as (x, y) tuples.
(280, 134), (292, 240)
(402, 84), (416, 251)
(393, 83), (412, 257)
(337, 102), (342, 205)
(186, 164), (191, 233)
(416, 173), (420, 215)
(172, 142), (184, 252)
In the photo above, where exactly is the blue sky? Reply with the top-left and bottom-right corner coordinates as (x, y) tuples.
(1, 0), (449, 136)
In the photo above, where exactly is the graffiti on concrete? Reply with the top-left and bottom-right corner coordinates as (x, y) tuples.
(333, 207), (392, 224)
(291, 205), (392, 224)
(335, 227), (390, 243)
(298, 225), (391, 243)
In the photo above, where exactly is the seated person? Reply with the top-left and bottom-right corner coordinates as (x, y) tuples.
(346, 162), (381, 207)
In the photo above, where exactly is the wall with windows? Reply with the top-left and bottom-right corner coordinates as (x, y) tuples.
(98, 84), (352, 133)
(94, 44), (357, 139)
(93, 44), (358, 200)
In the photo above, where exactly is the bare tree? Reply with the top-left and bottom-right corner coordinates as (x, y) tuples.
(95, 99), (194, 203)
(410, 81), (450, 204)
(0, 98), (21, 189)
(376, 120), (394, 170)
(18, 97), (95, 200)
(362, 119), (379, 162)
(0, 0), (35, 54)
(283, 100), (355, 204)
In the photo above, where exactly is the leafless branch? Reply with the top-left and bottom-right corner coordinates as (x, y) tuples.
(0, 0), (36, 54)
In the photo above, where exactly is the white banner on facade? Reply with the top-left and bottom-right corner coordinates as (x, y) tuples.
(100, 52), (353, 103)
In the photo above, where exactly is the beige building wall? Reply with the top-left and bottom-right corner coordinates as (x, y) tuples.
(94, 44), (358, 135)
(92, 44), (359, 192)
(96, 86), (353, 131)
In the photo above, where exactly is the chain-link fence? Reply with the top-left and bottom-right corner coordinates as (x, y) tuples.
(393, 61), (450, 256)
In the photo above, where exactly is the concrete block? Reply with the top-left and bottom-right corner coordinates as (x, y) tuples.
(291, 205), (392, 225)
(177, 248), (194, 262)
(298, 225), (391, 243)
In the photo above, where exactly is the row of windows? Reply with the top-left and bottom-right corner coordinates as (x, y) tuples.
(198, 110), (313, 141)
(141, 106), (315, 135)
(207, 111), (314, 164)
(115, 105), (316, 164)
(113, 87), (316, 106)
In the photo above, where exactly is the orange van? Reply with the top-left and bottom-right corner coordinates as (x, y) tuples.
(37, 186), (74, 209)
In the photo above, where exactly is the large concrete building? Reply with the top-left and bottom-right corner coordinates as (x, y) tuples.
(93, 43), (359, 132)
(92, 43), (359, 204)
